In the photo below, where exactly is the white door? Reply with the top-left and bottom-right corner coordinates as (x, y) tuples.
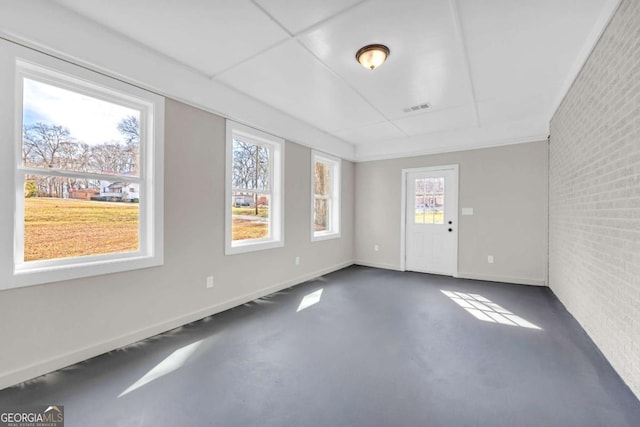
(405, 166), (458, 275)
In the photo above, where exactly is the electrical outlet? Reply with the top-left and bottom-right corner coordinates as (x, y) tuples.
(488, 255), (494, 264)
(295, 256), (300, 265)
(374, 244), (379, 252)
(206, 276), (214, 288)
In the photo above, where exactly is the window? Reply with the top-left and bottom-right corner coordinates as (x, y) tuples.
(226, 121), (283, 254)
(312, 151), (341, 241)
(414, 177), (444, 224)
(2, 50), (164, 290)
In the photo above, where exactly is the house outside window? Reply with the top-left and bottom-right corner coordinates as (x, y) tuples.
(312, 151), (341, 241)
(1, 46), (164, 290)
(225, 120), (284, 255)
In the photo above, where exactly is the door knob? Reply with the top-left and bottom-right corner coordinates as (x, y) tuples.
(448, 221), (452, 224)
(448, 228), (453, 232)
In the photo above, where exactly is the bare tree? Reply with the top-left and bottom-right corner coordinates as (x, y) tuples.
(314, 162), (329, 229)
(232, 139), (270, 214)
(117, 115), (140, 174)
(22, 117), (141, 198)
(23, 123), (75, 196)
(232, 140), (269, 190)
(117, 115), (139, 145)
(23, 123), (73, 169)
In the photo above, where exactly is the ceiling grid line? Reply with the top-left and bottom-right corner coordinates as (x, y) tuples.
(290, 0), (372, 40)
(212, 76), (347, 145)
(209, 36), (291, 80)
(294, 40), (409, 136)
(448, 0), (481, 128)
(249, 0), (403, 136)
(13, 0), (622, 160)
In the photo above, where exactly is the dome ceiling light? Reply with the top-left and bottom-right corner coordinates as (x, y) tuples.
(355, 44), (390, 70)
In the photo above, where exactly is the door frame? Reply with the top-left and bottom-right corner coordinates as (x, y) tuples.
(400, 164), (459, 275)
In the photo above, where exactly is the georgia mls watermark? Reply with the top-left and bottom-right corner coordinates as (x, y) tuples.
(0, 405), (64, 427)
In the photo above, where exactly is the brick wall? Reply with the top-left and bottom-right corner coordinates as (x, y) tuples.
(549, 0), (640, 398)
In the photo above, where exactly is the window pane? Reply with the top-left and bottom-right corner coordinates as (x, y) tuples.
(426, 177), (445, 225)
(314, 198), (329, 232)
(23, 174), (139, 262)
(415, 194), (426, 224)
(314, 161), (330, 196)
(22, 78), (141, 176)
(414, 177), (445, 224)
(232, 138), (270, 191)
(232, 192), (269, 241)
(415, 178), (426, 196)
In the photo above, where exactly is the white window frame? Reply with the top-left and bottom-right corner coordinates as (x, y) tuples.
(0, 44), (164, 290)
(311, 151), (341, 241)
(225, 120), (284, 255)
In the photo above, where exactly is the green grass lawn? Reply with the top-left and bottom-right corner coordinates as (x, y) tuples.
(232, 206), (269, 218)
(24, 198), (139, 261)
(231, 206), (269, 240)
(232, 218), (268, 240)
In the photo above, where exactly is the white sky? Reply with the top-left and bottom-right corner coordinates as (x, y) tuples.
(22, 78), (139, 146)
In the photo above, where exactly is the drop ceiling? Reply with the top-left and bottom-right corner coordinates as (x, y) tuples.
(0, 0), (621, 161)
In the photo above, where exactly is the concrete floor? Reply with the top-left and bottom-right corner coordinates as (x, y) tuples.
(1, 266), (639, 426)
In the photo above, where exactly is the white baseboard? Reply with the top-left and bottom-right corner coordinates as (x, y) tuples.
(354, 261), (546, 287)
(353, 260), (403, 271)
(0, 260), (354, 390)
(456, 272), (547, 286)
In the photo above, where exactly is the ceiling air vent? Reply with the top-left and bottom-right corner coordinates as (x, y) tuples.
(403, 102), (431, 113)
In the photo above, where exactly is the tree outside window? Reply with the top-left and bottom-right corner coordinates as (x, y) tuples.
(225, 121), (284, 255)
(312, 152), (341, 241)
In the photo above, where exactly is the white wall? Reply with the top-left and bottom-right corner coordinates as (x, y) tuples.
(549, 0), (640, 398)
(0, 95), (355, 389)
(355, 141), (548, 285)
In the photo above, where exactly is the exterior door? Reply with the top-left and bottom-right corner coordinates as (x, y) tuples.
(405, 166), (458, 275)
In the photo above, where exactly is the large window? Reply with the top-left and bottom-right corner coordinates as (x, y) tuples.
(2, 49), (164, 289)
(312, 151), (341, 241)
(226, 121), (283, 254)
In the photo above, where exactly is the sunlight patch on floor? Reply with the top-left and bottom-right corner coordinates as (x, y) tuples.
(118, 339), (204, 398)
(297, 289), (323, 312)
(440, 290), (542, 330)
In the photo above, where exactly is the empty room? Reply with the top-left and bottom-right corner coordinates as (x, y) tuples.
(0, 0), (639, 426)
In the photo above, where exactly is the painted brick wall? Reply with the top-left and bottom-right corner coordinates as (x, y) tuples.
(549, 0), (640, 398)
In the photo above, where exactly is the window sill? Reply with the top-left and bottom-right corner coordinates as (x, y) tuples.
(6, 253), (163, 290)
(312, 231), (341, 242)
(225, 239), (284, 255)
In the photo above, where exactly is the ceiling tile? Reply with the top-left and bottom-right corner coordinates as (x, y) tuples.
(476, 97), (548, 128)
(54, 0), (289, 75)
(298, 0), (475, 120)
(393, 105), (478, 136)
(458, 0), (619, 119)
(217, 40), (385, 132)
(39, 0), (621, 160)
(332, 121), (406, 145)
(254, 0), (364, 35)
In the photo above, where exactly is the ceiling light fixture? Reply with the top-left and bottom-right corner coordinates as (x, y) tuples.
(355, 44), (390, 70)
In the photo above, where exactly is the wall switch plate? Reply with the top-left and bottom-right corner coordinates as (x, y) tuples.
(488, 255), (494, 264)
(295, 256), (300, 265)
(206, 276), (214, 288)
(374, 244), (379, 252)
(462, 208), (474, 215)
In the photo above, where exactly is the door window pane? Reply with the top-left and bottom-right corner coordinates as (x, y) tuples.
(414, 177), (445, 224)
